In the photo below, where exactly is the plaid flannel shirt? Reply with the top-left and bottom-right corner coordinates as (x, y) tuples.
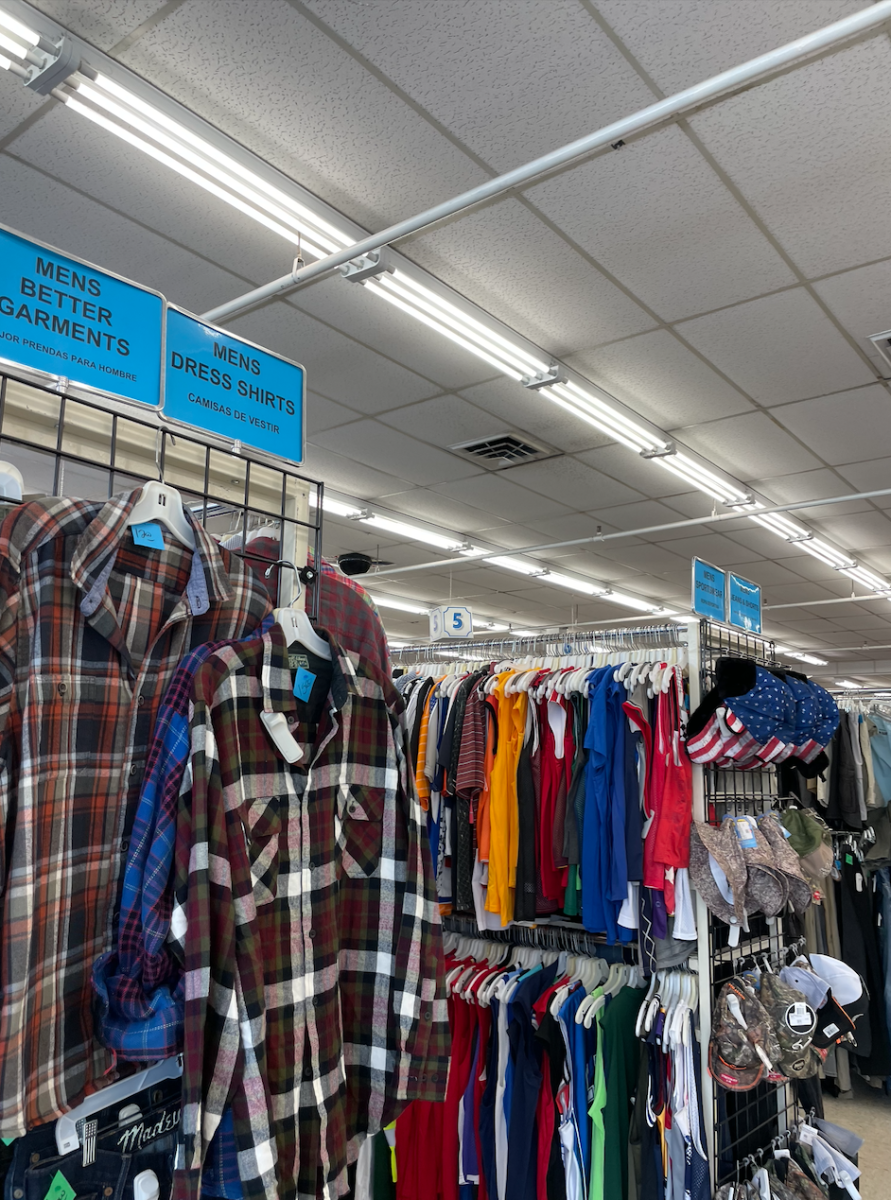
(172, 625), (448, 1200)
(0, 492), (271, 1137)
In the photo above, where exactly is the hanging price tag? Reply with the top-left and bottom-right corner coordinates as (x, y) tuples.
(44, 1173), (76, 1200)
(131, 521), (165, 549)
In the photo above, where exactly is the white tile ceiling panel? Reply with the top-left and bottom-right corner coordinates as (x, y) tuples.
(457, 378), (611, 456)
(734, 560), (808, 588)
(302, 0), (655, 170)
(769, 385), (891, 467)
(312, 420), (482, 487)
(118, 0), (486, 234)
(595, 0), (860, 95)
(751, 467), (853, 505)
(575, 445), (691, 499)
(31, 0), (167, 50)
(566, 328), (754, 430)
(725, 528), (830, 563)
(590, 499), (697, 534)
(677, 289), (875, 405)
(501, 457), (644, 511)
(528, 125), (794, 320)
(815, 510), (891, 552)
(406, 200), (656, 355)
(227, 303), (439, 414)
(430, 474), (572, 523)
(300, 445), (408, 499)
(293, 279), (494, 393)
(451, 567), (546, 595)
(306, 393), (362, 437)
(526, 512), (613, 543)
(0, 151), (252, 314)
(814, 261), (891, 375)
(0, 75), (54, 141)
(678, 411), (821, 480)
(665, 533), (766, 568)
(836, 457), (891, 509)
(472, 526), (562, 552)
(603, 543), (689, 577)
(376, 396), (508, 449)
(375, 489), (510, 536)
(688, 37), (891, 279)
(763, 581), (837, 604)
(779, 553), (845, 585)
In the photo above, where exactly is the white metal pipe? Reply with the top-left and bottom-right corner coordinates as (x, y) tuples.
(202, 1), (891, 323)
(368, 485), (891, 579)
(765, 595), (890, 611)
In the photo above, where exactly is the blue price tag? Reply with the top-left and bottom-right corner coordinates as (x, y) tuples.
(131, 521), (165, 549)
(293, 667), (316, 702)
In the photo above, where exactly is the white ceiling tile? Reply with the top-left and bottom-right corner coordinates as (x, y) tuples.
(376, 395), (507, 448)
(665, 533), (767, 568)
(733, 560), (805, 587)
(526, 512), (610, 542)
(458, 377), (611, 455)
(678, 411), (821, 480)
(529, 125), (794, 320)
(602, 543), (689, 578)
(229, 303), (439, 413)
(407, 199), (656, 355)
(751, 468), (851, 505)
(835, 457), (891, 508)
(312, 420), (482, 486)
(502, 457), (643, 510)
(762, 581), (838, 605)
(815, 511), (891, 553)
(814, 261), (891, 374)
(688, 36), (891, 278)
(293, 277), (493, 392)
(300, 444), (407, 498)
(430, 473), (572, 523)
(302, 0), (657, 168)
(567, 328), (754, 429)
(725, 528), (812, 562)
(677, 289), (874, 404)
(590, 499), (695, 534)
(30, 0), (167, 50)
(576, 445), (691, 499)
(769, 384), (891, 466)
(0, 74), (54, 141)
(596, 0), (860, 95)
(118, 0), (486, 234)
(306, 393), (362, 436)
(375, 488), (509, 535)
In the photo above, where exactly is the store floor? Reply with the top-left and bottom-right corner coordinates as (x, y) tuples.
(823, 1075), (891, 1199)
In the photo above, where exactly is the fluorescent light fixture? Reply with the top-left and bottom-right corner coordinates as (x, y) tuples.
(669, 613), (700, 624)
(541, 571), (607, 596)
(388, 640), (409, 649)
(840, 564), (891, 592)
(320, 496), (362, 518)
(0, 51), (13, 71)
(0, 10), (40, 45)
(749, 511), (811, 540)
(484, 555), (541, 575)
(799, 653), (828, 666)
(836, 679), (860, 689)
(360, 513), (465, 552)
(657, 452), (752, 506)
(546, 382), (667, 454)
(601, 591), (661, 613)
(794, 537), (854, 570)
(368, 594), (430, 615)
(0, 29), (27, 58)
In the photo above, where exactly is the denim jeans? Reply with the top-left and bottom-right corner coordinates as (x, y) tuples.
(5, 1079), (179, 1200)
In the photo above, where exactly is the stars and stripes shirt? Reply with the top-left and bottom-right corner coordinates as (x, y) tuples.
(171, 625), (448, 1200)
(0, 492), (272, 1137)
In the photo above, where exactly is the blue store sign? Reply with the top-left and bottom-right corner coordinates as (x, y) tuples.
(0, 225), (163, 407)
(692, 557), (727, 622)
(163, 308), (305, 464)
(728, 572), (762, 634)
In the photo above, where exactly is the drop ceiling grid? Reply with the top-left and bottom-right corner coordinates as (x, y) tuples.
(4, 0), (891, 660)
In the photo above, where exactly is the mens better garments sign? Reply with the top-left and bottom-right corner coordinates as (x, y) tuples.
(0, 225), (163, 407)
(164, 308), (305, 464)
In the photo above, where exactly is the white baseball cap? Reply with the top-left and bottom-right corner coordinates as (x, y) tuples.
(809, 954), (863, 1007)
(780, 964), (830, 1011)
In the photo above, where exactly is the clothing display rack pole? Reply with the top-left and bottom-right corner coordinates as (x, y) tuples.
(442, 913), (639, 960)
(389, 621), (692, 661)
(204, 0), (891, 323)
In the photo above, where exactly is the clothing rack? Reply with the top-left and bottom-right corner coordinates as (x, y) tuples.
(389, 621), (692, 661)
(441, 914), (639, 960)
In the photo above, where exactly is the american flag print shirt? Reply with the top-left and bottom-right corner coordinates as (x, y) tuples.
(0, 492), (271, 1137)
(172, 625), (449, 1200)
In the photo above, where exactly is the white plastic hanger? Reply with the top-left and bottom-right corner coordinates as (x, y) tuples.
(128, 481), (195, 549)
(55, 1056), (182, 1154)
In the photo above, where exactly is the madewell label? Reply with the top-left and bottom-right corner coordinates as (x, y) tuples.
(163, 307), (305, 464)
(0, 225), (163, 406)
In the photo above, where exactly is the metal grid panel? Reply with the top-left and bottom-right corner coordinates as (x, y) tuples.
(0, 371), (324, 615)
(699, 620), (801, 1185)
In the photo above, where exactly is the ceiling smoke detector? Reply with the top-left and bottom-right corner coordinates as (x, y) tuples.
(450, 432), (557, 470)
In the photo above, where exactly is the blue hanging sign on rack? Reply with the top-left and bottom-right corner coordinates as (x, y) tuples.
(728, 572), (762, 634)
(0, 225), (163, 407)
(163, 307), (305, 464)
(692, 557), (727, 622)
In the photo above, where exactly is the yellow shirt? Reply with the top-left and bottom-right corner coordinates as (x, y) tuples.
(485, 674), (527, 924)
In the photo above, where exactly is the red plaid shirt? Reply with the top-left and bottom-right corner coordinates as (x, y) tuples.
(172, 626), (448, 1200)
(0, 492), (271, 1136)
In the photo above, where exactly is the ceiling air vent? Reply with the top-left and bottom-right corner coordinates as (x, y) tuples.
(450, 432), (557, 471)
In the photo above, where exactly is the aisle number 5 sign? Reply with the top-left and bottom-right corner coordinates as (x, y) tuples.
(429, 606), (473, 641)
